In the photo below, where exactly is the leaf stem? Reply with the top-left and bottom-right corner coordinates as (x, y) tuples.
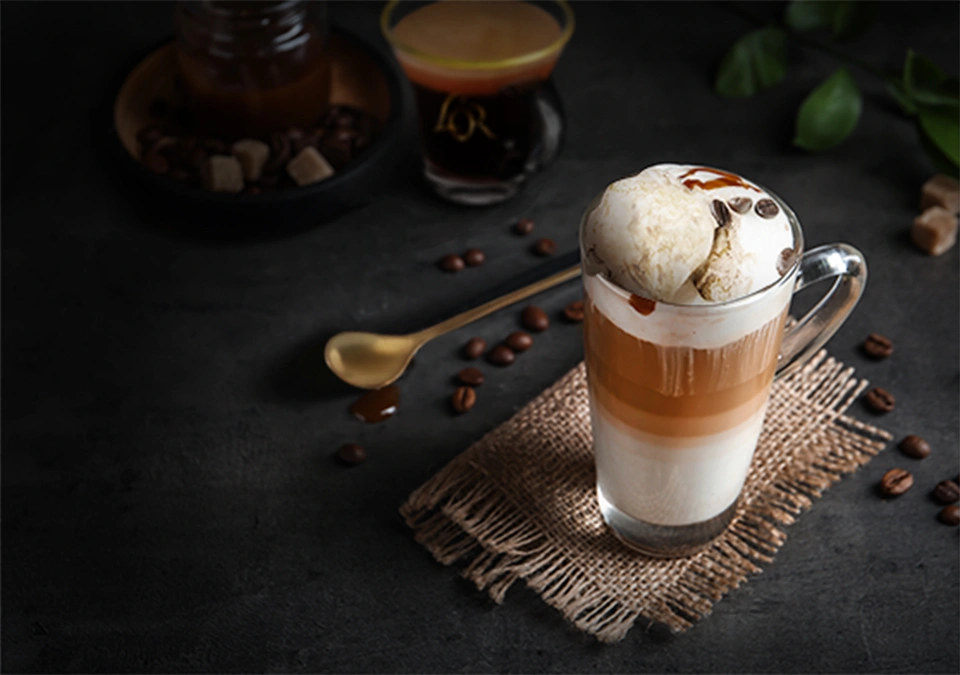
(722, 1), (898, 84)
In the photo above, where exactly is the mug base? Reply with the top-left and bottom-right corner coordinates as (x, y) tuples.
(598, 488), (739, 558)
(424, 163), (526, 206)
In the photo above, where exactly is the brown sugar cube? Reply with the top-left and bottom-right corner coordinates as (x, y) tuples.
(231, 139), (270, 181)
(201, 155), (244, 194)
(286, 146), (334, 186)
(920, 174), (960, 214)
(911, 206), (958, 256)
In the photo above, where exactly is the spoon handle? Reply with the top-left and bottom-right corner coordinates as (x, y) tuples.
(418, 249), (582, 340)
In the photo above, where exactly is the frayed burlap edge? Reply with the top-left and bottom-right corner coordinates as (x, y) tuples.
(400, 351), (892, 642)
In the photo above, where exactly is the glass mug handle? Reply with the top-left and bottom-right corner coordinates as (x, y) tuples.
(776, 243), (867, 379)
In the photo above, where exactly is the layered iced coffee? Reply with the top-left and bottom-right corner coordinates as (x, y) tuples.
(581, 164), (802, 555)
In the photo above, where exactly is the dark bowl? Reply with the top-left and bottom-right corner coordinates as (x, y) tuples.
(108, 28), (412, 238)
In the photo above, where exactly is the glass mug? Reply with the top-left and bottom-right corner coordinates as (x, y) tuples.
(580, 189), (867, 557)
(381, 0), (574, 205)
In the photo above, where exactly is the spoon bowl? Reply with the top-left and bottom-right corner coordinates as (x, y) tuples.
(324, 331), (422, 390)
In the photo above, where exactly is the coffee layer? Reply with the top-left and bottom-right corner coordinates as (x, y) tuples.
(583, 293), (787, 438)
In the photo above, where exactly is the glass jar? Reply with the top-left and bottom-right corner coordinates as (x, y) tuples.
(174, 0), (331, 139)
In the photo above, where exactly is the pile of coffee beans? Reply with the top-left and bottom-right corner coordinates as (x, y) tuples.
(436, 218), (566, 275)
(861, 332), (959, 527)
(337, 214), (583, 463)
(447, 299), (583, 414)
(136, 101), (377, 195)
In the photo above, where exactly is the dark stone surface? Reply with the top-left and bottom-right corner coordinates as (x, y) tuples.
(2, 2), (958, 673)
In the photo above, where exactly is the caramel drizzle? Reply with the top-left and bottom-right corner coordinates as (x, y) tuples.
(629, 294), (656, 315)
(680, 167), (761, 192)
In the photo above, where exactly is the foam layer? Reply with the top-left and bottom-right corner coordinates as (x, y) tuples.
(582, 164), (798, 304)
(584, 270), (794, 350)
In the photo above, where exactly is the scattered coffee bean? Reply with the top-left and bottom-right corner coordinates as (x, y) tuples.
(456, 367), (484, 386)
(898, 435), (931, 459)
(320, 134), (352, 168)
(864, 387), (895, 413)
(711, 199), (731, 227)
(438, 253), (465, 273)
(755, 198), (780, 218)
(563, 300), (585, 323)
(296, 128), (325, 154)
(336, 443), (366, 466)
(505, 331), (533, 353)
(514, 218), (535, 235)
(521, 306), (550, 332)
(463, 249), (486, 267)
(533, 238), (557, 256)
(938, 504), (960, 526)
(487, 344), (516, 366)
(862, 333), (893, 360)
(728, 196), (753, 214)
(776, 248), (797, 276)
(933, 480), (960, 504)
(451, 386), (477, 413)
(264, 131), (292, 174)
(462, 337), (487, 360)
(879, 468), (913, 497)
(334, 126), (357, 146)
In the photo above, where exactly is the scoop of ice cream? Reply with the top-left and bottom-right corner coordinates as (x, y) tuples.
(582, 166), (717, 300)
(688, 177), (796, 302)
(583, 164), (797, 304)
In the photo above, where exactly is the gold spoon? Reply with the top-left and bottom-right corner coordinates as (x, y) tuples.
(325, 256), (581, 389)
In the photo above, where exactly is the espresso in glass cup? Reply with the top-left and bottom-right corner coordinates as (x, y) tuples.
(381, 0), (574, 205)
(580, 165), (867, 557)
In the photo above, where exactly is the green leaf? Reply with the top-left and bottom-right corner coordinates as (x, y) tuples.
(918, 121), (960, 177)
(904, 49), (960, 110)
(794, 68), (863, 151)
(715, 28), (788, 98)
(784, 1), (876, 39)
(886, 80), (917, 116)
(918, 108), (960, 167)
(784, 0), (834, 32)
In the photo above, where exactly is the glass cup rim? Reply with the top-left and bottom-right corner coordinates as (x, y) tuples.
(581, 181), (806, 311)
(380, 0), (575, 71)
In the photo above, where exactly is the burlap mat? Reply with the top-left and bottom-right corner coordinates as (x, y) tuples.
(401, 350), (892, 642)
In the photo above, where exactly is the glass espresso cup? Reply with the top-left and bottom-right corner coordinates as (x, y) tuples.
(381, 0), (574, 205)
(580, 190), (867, 557)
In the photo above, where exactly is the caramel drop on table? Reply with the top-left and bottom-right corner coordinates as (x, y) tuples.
(349, 386), (400, 423)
